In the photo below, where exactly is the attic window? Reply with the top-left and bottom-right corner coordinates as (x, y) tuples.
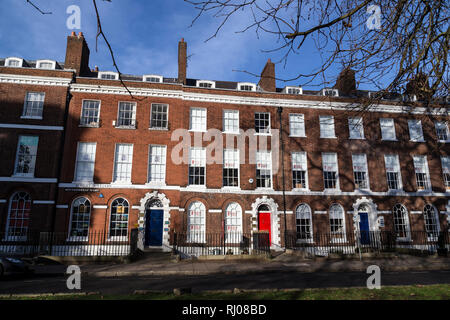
(403, 94), (417, 102)
(143, 75), (163, 83)
(196, 80), (215, 88)
(283, 86), (303, 95)
(238, 82), (256, 91)
(98, 72), (119, 80)
(5, 58), (23, 68)
(322, 88), (339, 97)
(36, 60), (56, 70)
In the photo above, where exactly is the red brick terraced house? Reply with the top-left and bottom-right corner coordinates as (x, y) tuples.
(1, 32), (449, 256)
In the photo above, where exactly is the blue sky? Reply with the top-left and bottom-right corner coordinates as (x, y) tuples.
(0, 0), (360, 89)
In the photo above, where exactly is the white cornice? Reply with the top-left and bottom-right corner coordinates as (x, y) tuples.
(69, 83), (449, 116)
(0, 73), (72, 87)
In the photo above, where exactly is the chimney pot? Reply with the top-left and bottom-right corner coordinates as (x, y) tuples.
(258, 59), (276, 92)
(71, 31), (76, 36)
(78, 32), (84, 38)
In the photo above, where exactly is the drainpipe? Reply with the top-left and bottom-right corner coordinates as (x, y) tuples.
(277, 107), (288, 251)
(49, 78), (73, 250)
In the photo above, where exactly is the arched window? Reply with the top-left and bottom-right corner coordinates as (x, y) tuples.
(258, 204), (270, 212)
(423, 204), (439, 239)
(147, 199), (163, 208)
(296, 204), (312, 241)
(329, 204), (345, 240)
(69, 197), (91, 239)
(187, 201), (206, 243)
(109, 198), (129, 239)
(225, 202), (242, 242)
(393, 204), (410, 240)
(6, 192), (31, 240)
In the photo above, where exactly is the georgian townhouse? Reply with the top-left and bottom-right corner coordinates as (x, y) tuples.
(1, 33), (449, 254)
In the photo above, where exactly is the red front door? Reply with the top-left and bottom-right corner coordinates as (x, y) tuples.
(258, 212), (271, 244)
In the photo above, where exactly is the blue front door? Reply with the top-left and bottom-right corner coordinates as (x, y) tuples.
(359, 212), (370, 245)
(145, 209), (163, 246)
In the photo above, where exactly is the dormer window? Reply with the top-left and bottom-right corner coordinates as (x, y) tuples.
(36, 60), (56, 70)
(5, 57), (23, 68)
(237, 82), (256, 91)
(98, 71), (119, 80)
(196, 80), (215, 89)
(322, 88), (339, 97)
(143, 75), (163, 83)
(283, 86), (303, 95)
(403, 94), (417, 102)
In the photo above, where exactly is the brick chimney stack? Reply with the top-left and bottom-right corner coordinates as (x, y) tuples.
(334, 68), (356, 96)
(65, 32), (91, 76)
(258, 59), (276, 92)
(178, 38), (187, 85)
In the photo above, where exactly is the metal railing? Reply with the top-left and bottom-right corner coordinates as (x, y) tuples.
(285, 230), (450, 256)
(0, 230), (134, 257)
(173, 232), (270, 257)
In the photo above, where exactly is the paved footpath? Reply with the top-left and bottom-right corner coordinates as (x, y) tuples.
(32, 254), (450, 277)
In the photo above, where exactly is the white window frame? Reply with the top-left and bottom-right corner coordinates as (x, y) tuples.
(282, 86), (303, 95)
(237, 82), (256, 91)
(348, 117), (364, 139)
(80, 99), (101, 127)
(143, 74), (163, 83)
(329, 204), (347, 242)
(435, 121), (449, 143)
(22, 92), (45, 119)
(188, 147), (206, 187)
(319, 115), (336, 138)
(380, 118), (397, 141)
(189, 107), (207, 132)
(224, 202), (243, 243)
(187, 201), (206, 243)
(256, 150), (273, 189)
(147, 145), (167, 185)
(68, 197), (91, 242)
(222, 109), (239, 134)
(13, 135), (39, 177)
(392, 204), (411, 241)
(352, 154), (370, 190)
(108, 197), (129, 241)
(295, 204), (313, 243)
(116, 101), (137, 128)
(413, 155), (431, 191)
(98, 71), (119, 80)
(289, 113), (306, 137)
(112, 144), (134, 184)
(322, 88), (339, 97)
(408, 119), (425, 142)
(441, 156), (450, 190)
(384, 154), (403, 191)
(150, 103), (169, 130)
(423, 204), (440, 241)
(223, 149), (240, 189)
(73, 142), (97, 183)
(292, 151), (308, 190)
(196, 80), (216, 88)
(5, 57), (23, 68)
(255, 112), (271, 135)
(36, 60), (56, 70)
(5, 192), (32, 241)
(322, 152), (340, 190)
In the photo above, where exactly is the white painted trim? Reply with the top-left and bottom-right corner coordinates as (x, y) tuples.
(56, 205), (68, 209)
(314, 211), (327, 214)
(33, 200), (55, 204)
(98, 71), (119, 80)
(208, 209), (222, 213)
(410, 211), (422, 214)
(36, 60), (56, 70)
(196, 80), (216, 89)
(1, 177), (57, 183)
(0, 200), (7, 204)
(93, 205), (107, 209)
(277, 210), (293, 214)
(143, 75), (163, 83)
(57, 182), (450, 197)
(377, 211), (391, 214)
(69, 83), (449, 116)
(5, 57), (24, 68)
(0, 123), (63, 131)
(237, 82), (257, 91)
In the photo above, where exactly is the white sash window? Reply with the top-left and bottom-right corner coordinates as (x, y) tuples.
(352, 154), (369, 190)
(292, 152), (308, 189)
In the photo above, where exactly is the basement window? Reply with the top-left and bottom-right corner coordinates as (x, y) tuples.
(5, 57), (23, 68)
(143, 75), (163, 83)
(98, 72), (119, 80)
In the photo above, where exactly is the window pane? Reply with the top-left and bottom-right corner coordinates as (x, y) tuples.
(148, 145), (166, 183)
(320, 115), (335, 138)
(289, 114), (305, 137)
(348, 117), (364, 139)
(150, 104), (168, 129)
(117, 102), (136, 127)
(23, 92), (45, 118)
(113, 144), (133, 182)
(14, 136), (39, 176)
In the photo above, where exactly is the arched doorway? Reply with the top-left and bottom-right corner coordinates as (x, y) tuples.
(258, 204), (271, 244)
(357, 204), (370, 245)
(145, 198), (163, 246)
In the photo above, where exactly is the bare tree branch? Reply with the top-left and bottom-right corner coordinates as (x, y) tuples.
(26, 0), (52, 14)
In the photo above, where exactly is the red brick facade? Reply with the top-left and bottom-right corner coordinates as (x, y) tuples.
(0, 33), (449, 250)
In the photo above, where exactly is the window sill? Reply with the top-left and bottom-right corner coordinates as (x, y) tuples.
(222, 131), (240, 135)
(149, 127), (168, 131)
(72, 180), (94, 185)
(381, 139), (398, 141)
(79, 124), (100, 128)
(437, 140), (450, 143)
(410, 139), (426, 143)
(115, 126), (136, 130)
(188, 129), (207, 133)
(145, 182), (166, 187)
(111, 181), (132, 185)
(254, 133), (271, 136)
(12, 174), (34, 178)
(221, 186), (241, 191)
(185, 185), (207, 190)
(416, 188), (432, 193)
(291, 188), (310, 192)
(20, 116), (42, 120)
(289, 135), (307, 138)
(66, 236), (89, 242)
(255, 187), (274, 191)
(296, 239), (314, 244)
(320, 136), (337, 139)
(349, 137), (365, 140)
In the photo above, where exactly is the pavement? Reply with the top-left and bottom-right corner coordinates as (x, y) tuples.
(31, 253), (450, 277)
